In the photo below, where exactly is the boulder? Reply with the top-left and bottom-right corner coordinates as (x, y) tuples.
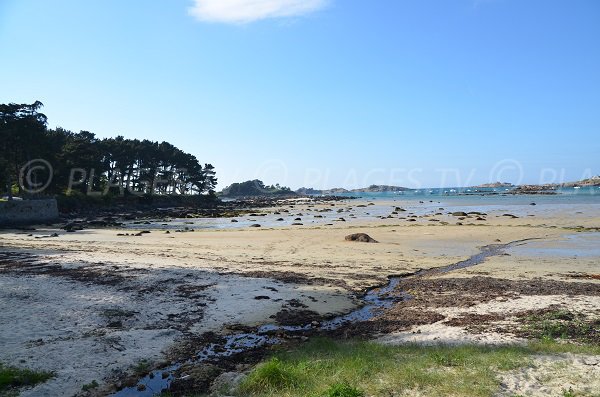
(170, 363), (220, 394)
(344, 233), (378, 243)
(452, 212), (468, 217)
(210, 372), (247, 395)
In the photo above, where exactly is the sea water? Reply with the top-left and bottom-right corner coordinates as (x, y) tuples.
(120, 187), (600, 231)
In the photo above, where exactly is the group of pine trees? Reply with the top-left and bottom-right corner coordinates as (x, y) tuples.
(0, 101), (216, 198)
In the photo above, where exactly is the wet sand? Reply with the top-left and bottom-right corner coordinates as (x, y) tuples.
(1, 199), (599, 396)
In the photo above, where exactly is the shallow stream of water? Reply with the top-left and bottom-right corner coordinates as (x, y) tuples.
(111, 239), (530, 397)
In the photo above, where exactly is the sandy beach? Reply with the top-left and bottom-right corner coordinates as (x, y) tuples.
(1, 198), (599, 396)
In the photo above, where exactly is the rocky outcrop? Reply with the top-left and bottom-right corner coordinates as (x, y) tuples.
(350, 185), (410, 193)
(563, 176), (600, 187)
(472, 182), (514, 188)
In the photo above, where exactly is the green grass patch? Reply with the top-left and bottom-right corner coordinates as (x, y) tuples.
(324, 382), (364, 397)
(132, 360), (152, 376)
(238, 338), (599, 397)
(81, 380), (99, 391)
(520, 309), (599, 344)
(0, 363), (53, 395)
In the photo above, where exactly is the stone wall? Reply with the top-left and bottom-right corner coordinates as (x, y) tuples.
(0, 199), (59, 226)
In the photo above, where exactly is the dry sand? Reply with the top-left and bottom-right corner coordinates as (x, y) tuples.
(498, 354), (600, 397)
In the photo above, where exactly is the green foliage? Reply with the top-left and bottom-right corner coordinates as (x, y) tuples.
(240, 358), (301, 393)
(238, 338), (600, 397)
(221, 180), (295, 197)
(0, 101), (47, 197)
(132, 360), (151, 376)
(521, 310), (599, 343)
(562, 387), (576, 397)
(323, 382), (364, 397)
(0, 363), (53, 394)
(81, 380), (99, 391)
(0, 101), (217, 199)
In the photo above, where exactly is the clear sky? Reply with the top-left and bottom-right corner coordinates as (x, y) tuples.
(1, 0), (599, 189)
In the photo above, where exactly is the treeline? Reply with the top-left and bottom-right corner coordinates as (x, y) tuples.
(0, 101), (216, 198)
(220, 179), (295, 197)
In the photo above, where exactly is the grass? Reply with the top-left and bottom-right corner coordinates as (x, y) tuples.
(132, 359), (152, 376)
(0, 363), (53, 396)
(81, 380), (99, 391)
(237, 337), (600, 397)
(324, 382), (364, 397)
(520, 309), (599, 343)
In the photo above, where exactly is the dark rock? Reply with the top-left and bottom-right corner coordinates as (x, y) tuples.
(285, 298), (308, 308)
(170, 364), (220, 394)
(250, 224), (261, 227)
(452, 212), (468, 217)
(63, 223), (81, 232)
(273, 309), (322, 326)
(344, 233), (378, 243)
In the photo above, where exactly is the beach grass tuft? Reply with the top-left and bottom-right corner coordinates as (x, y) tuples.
(237, 337), (599, 397)
(0, 363), (53, 395)
(323, 382), (364, 397)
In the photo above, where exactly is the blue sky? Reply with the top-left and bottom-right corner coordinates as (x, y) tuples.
(1, 0), (599, 189)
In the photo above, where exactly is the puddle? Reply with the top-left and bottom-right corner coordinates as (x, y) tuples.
(507, 233), (600, 258)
